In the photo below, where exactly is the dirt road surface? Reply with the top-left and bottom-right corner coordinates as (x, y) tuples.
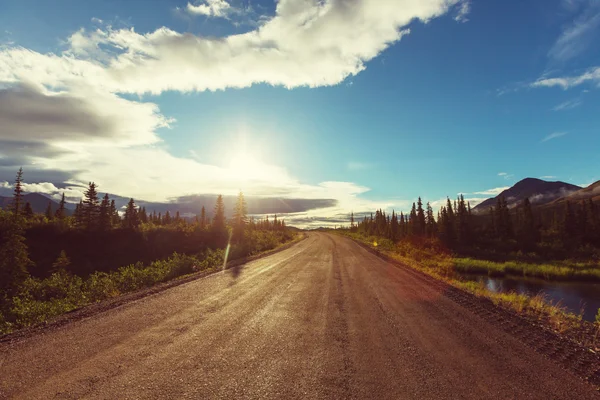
(1, 233), (598, 399)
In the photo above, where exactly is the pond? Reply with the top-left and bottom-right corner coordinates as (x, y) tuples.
(460, 274), (600, 322)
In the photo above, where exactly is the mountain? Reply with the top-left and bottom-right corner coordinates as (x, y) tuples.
(546, 181), (600, 206)
(473, 178), (581, 213)
(0, 193), (63, 214)
(1, 192), (335, 219)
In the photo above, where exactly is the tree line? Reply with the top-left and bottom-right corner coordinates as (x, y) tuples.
(350, 194), (600, 258)
(0, 169), (290, 300)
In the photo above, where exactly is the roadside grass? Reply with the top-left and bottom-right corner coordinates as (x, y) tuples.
(335, 231), (590, 335)
(452, 258), (600, 281)
(0, 231), (299, 335)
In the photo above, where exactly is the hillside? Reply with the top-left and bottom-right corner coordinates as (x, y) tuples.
(0, 193), (63, 214)
(474, 178), (581, 213)
(545, 180), (600, 207)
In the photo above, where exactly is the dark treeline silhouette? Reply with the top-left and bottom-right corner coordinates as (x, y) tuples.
(0, 169), (290, 301)
(350, 194), (600, 260)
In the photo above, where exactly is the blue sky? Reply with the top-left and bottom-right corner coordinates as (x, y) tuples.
(0, 0), (599, 227)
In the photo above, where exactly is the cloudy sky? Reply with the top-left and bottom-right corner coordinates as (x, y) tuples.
(0, 0), (599, 227)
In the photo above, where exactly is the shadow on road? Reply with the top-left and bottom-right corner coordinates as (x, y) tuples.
(227, 263), (245, 283)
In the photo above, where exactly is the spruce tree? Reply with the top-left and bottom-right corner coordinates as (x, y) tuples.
(83, 182), (100, 230)
(409, 203), (417, 236)
(74, 200), (85, 228)
(0, 221), (31, 297)
(55, 193), (67, 220)
(23, 202), (34, 218)
(45, 201), (53, 220)
(232, 191), (248, 242)
(98, 194), (111, 230)
(11, 167), (24, 217)
(200, 206), (207, 229)
(51, 250), (71, 273)
(211, 195), (227, 244)
(416, 197), (426, 236)
(110, 199), (120, 226)
(426, 202), (436, 238)
(123, 198), (140, 229)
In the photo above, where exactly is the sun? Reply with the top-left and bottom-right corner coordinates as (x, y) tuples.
(227, 152), (273, 182)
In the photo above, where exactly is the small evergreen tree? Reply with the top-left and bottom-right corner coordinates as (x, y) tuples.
(98, 194), (111, 230)
(0, 221), (31, 297)
(45, 201), (53, 220)
(232, 191), (248, 242)
(51, 250), (71, 273)
(11, 167), (24, 217)
(123, 198), (140, 229)
(416, 197), (426, 236)
(200, 206), (207, 229)
(110, 199), (120, 226)
(55, 193), (67, 220)
(211, 195), (228, 246)
(23, 202), (34, 218)
(83, 182), (100, 230)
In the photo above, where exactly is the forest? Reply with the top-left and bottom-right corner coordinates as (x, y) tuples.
(0, 169), (295, 334)
(349, 194), (600, 262)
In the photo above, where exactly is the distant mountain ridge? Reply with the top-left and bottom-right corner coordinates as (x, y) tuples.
(0, 193), (64, 214)
(473, 178), (581, 212)
(0, 192), (336, 218)
(546, 180), (600, 206)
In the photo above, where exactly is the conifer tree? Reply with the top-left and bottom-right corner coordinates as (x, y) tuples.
(409, 203), (417, 236)
(456, 195), (471, 245)
(164, 211), (172, 225)
(83, 182), (100, 230)
(110, 199), (120, 226)
(23, 202), (34, 218)
(45, 201), (53, 220)
(0, 221), (31, 297)
(139, 207), (148, 224)
(426, 202), (437, 237)
(232, 191), (248, 242)
(98, 194), (111, 230)
(123, 198), (140, 229)
(74, 200), (85, 228)
(11, 167), (24, 217)
(416, 197), (426, 236)
(55, 193), (67, 220)
(200, 206), (207, 229)
(51, 250), (71, 273)
(212, 195), (227, 244)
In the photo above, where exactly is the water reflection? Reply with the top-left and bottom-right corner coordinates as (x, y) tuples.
(461, 274), (600, 322)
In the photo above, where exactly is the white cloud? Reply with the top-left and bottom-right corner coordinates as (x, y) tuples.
(531, 66), (600, 89)
(496, 172), (514, 180)
(549, 1), (600, 62)
(540, 175), (558, 180)
(454, 1), (471, 23)
(0, 0), (468, 225)
(552, 98), (582, 111)
(186, 0), (232, 18)
(541, 131), (569, 142)
(473, 186), (510, 196)
(0, 83), (171, 146)
(0, 0), (465, 95)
